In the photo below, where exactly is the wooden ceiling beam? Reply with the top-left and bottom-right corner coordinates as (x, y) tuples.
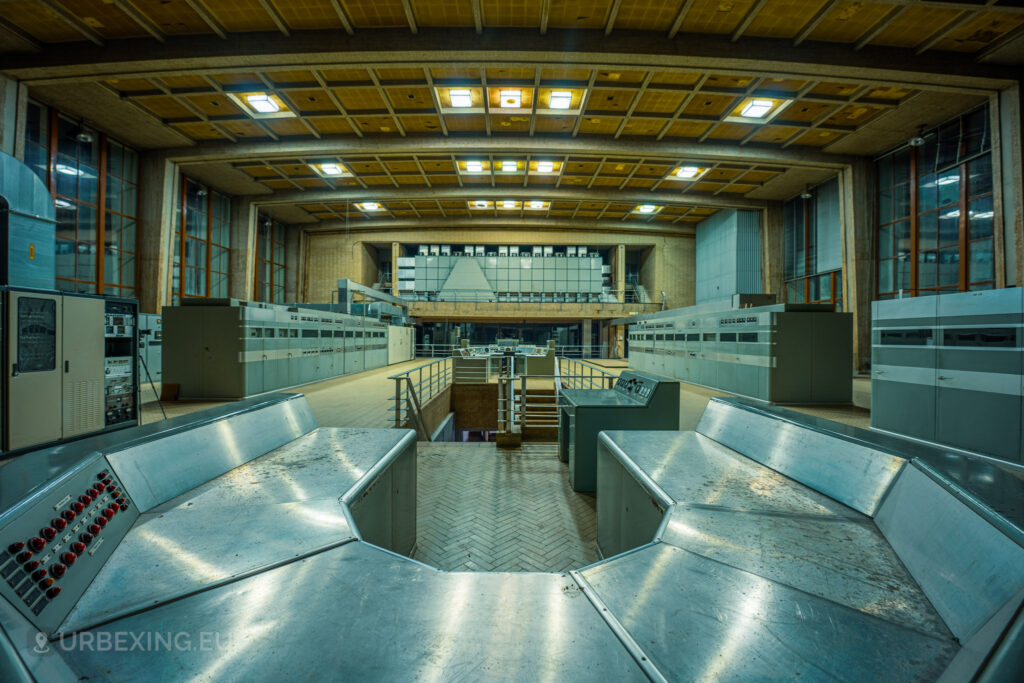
(111, 0), (165, 43)
(667, 0), (696, 40)
(36, 0), (104, 46)
(256, 0), (290, 37)
(183, 0), (227, 39)
(327, 0), (355, 35)
(604, 0), (623, 37)
(399, 0), (418, 35)
(854, 6), (910, 52)
(0, 18), (41, 51)
(793, 0), (838, 47)
(732, 0), (768, 43)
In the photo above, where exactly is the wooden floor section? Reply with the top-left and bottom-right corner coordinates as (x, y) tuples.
(412, 442), (598, 572)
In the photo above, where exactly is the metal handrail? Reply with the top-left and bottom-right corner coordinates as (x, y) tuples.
(417, 344), (612, 360)
(400, 288), (664, 311)
(497, 357), (620, 435)
(389, 357), (453, 435)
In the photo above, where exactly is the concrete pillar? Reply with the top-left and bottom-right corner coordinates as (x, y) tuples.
(581, 318), (592, 358)
(613, 324), (625, 359)
(615, 244), (625, 302)
(137, 154), (177, 313)
(391, 241), (400, 296)
(762, 202), (785, 301)
(0, 75), (27, 160)
(995, 85), (1022, 287)
(230, 198), (257, 300)
(285, 226), (301, 303)
(840, 159), (876, 372)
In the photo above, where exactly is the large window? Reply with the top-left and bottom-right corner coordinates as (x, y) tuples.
(255, 214), (286, 304)
(876, 106), (993, 298)
(26, 102), (140, 298)
(170, 178), (230, 304)
(783, 176), (843, 309)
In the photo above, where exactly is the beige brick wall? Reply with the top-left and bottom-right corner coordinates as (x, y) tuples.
(302, 228), (696, 308)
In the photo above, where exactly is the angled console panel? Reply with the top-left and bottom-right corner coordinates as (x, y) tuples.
(106, 393), (316, 511)
(580, 544), (958, 682)
(875, 463), (1024, 643)
(696, 398), (904, 515)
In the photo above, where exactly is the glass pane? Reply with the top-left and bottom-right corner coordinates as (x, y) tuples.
(969, 154), (992, 197)
(878, 260), (893, 293)
(896, 255), (912, 292)
(879, 186), (892, 224)
(78, 165), (98, 206)
(918, 173), (937, 214)
(969, 196), (994, 240)
(962, 107), (988, 159)
(185, 209), (204, 237)
(938, 209), (960, 247)
(894, 219), (911, 259)
(122, 219), (136, 252)
(969, 239), (994, 283)
(79, 205), (97, 242)
(104, 247), (120, 285)
(937, 120), (960, 168)
(819, 273), (832, 300)
(918, 212), (938, 252)
(105, 214), (121, 248)
(56, 202), (77, 240)
(55, 155), (77, 197)
(120, 252), (136, 287)
(878, 155), (892, 189)
(918, 251), (937, 288)
(185, 238), (206, 269)
(938, 247), (959, 287)
(894, 182), (910, 219)
(936, 167), (959, 207)
(78, 127), (99, 166)
(108, 141), (124, 178)
(122, 183), (138, 217)
(212, 273), (228, 298)
(76, 242), (96, 281)
(106, 176), (122, 213)
(25, 143), (47, 184)
(26, 101), (48, 145)
(56, 116), (78, 158)
(124, 147), (138, 180)
(893, 148), (910, 184)
(919, 133), (938, 174)
(55, 238), (75, 279)
(879, 223), (893, 259)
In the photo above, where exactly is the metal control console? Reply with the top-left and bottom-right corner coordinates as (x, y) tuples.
(558, 370), (680, 492)
(0, 463), (136, 633)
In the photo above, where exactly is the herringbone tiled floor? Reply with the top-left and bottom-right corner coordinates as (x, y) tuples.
(412, 442), (599, 572)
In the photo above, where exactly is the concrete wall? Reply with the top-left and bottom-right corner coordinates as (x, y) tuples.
(302, 227), (696, 309)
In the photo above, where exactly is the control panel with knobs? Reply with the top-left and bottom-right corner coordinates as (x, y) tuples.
(0, 461), (138, 634)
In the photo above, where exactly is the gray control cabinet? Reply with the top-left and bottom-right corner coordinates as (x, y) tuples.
(558, 370), (680, 492)
(137, 312), (162, 384)
(629, 303), (852, 403)
(163, 299), (392, 400)
(871, 288), (1023, 464)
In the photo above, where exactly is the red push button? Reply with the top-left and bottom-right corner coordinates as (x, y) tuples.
(60, 552), (76, 566)
(71, 502), (84, 513)
(31, 569), (47, 581)
(23, 560), (39, 572)
(117, 498), (126, 505)
(52, 517), (67, 531)
(96, 516), (107, 527)
(102, 509), (115, 519)
(71, 542), (86, 554)
(7, 542), (24, 554)
(87, 524), (101, 535)
(97, 471), (108, 480)
(50, 563), (66, 578)
(46, 587), (61, 599)
(102, 478), (111, 486)
(38, 577), (54, 589)
(120, 503), (129, 511)
(79, 495), (92, 505)
(94, 482), (106, 493)
(80, 532), (93, 544)
(41, 527), (57, 541)
(61, 509), (76, 522)
(16, 551), (33, 563)
(87, 488), (98, 498)
(28, 537), (46, 552)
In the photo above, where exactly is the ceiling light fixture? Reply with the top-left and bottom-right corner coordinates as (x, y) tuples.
(500, 89), (521, 108)
(741, 99), (773, 118)
(675, 166), (701, 179)
(466, 161), (483, 172)
(473, 200), (489, 209)
(536, 161), (554, 173)
(501, 160), (517, 172)
(318, 163), (347, 176)
(245, 93), (280, 114)
(449, 89), (473, 108)
(360, 202), (381, 211)
(502, 200), (516, 209)
(528, 201), (544, 209)
(75, 131), (94, 144)
(549, 91), (572, 109)
(635, 205), (657, 214)
(800, 186), (813, 200)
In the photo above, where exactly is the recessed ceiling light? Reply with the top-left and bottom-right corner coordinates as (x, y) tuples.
(741, 99), (773, 118)
(473, 200), (489, 209)
(675, 166), (701, 179)
(536, 161), (554, 173)
(246, 93), (280, 114)
(318, 163), (347, 176)
(501, 200), (516, 209)
(450, 88), (473, 108)
(500, 89), (521, 108)
(528, 200), (544, 209)
(635, 205), (658, 214)
(466, 160), (483, 172)
(501, 160), (517, 172)
(360, 202), (381, 211)
(549, 91), (572, 109)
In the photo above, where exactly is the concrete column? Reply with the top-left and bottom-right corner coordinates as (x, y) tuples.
(762, 202), (785, 301)
(391, 241), (400, 296)
(581, 318), (592, 358)
(285, 226), (301, 303)
(615, 244), (625, 302)
(613, 324), (625, 359)
(137, 154), (177, 313)
(229, 198), (257, 300)
(840, 159), (876, 372)
(0, 75), (27, 160)
(995, 85), (1022, 287)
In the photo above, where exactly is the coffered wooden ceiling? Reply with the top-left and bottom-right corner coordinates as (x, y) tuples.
(0, 0), (1017, 229)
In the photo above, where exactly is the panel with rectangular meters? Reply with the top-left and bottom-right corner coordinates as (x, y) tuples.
(0, 459), (137, 634)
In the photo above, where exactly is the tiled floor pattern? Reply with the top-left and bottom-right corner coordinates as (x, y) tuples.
(412, 442), (598, 572)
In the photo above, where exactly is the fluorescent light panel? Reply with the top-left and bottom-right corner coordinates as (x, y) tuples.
(536, 161), (554, 173)
(466, 161), (484, 172)
(500, 89), (521, 108)
(635, 205), (658, 214)
(549, 91), (572, 109)
(675, 166), (702, 179)
(501, 160), (518, 172)
(449, 89), (473, 107)
(360, 202), (381, 211)
(741, 99), (773, 118)
(246, 93), (279, 114)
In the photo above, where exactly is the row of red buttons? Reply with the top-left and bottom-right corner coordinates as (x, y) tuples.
(5, 470), (128, 601)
